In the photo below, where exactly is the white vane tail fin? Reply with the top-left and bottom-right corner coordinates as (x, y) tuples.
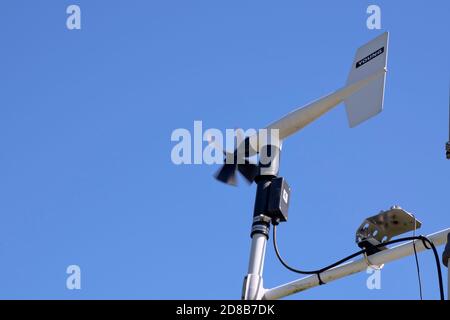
(345, 32), (389, 128)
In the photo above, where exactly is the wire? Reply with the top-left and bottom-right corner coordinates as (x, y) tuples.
(272, 225), (364, 274)
(411, 216), (423, 300)
(272, 224), (445, 300)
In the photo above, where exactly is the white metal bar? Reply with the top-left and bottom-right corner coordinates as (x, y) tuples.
(263, 228), (450, 300)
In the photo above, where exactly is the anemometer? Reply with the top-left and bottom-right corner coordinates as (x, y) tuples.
(211, 32), (450, 300)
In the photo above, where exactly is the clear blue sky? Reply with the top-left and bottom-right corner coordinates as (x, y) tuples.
(0, 1), (449, 299)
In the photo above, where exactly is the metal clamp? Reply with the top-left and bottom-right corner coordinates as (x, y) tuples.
(250, 215), (271, 238)
(363, 251), (384, 270)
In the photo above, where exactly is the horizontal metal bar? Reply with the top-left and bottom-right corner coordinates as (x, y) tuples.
(263, 228), (450, 300)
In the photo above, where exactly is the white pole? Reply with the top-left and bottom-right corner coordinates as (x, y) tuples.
(242, 233), (268, 300)
(444, 233), (450, 300)
(263, 228), (450, 300)
(248, 233), (268, 276)
(447, 258), (449, 301)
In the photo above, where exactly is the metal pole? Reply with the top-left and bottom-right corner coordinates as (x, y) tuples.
(248, 233), (268, 276)
(442, 233), (450, 300)
(242, 230), (269, 300)
(242, 144), (281, 300)
(241, 181), (274, 300)
(263, 228), (450, 300)
(446, 85), (450, 159)
(447, 259), (449, 301)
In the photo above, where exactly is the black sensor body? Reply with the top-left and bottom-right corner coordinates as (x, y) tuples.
(253, 177), (290, 223)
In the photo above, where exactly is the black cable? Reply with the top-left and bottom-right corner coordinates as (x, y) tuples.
(272, 224), (364, 274)
(412, 240), (423, 300)
(272, 224), (445, 300)
(411, 217), (423, 300)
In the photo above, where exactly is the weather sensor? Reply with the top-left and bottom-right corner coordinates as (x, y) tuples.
(215, 33), (389, 186)
(356, 206), (421, 255)
(210, 32), (450, 300)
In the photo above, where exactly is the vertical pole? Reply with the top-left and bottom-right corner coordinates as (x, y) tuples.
(242, 142), (281, 300)
(242, 227), (270, 300)
(241, 180), (272, 300)
(447, 259), (449, 301)
(446, 86), (450, 159)
(247, 231), (268, 276)
(442, 233), (450, 300)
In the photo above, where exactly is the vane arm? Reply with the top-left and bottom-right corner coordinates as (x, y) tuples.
(265, 67), (386, 140)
